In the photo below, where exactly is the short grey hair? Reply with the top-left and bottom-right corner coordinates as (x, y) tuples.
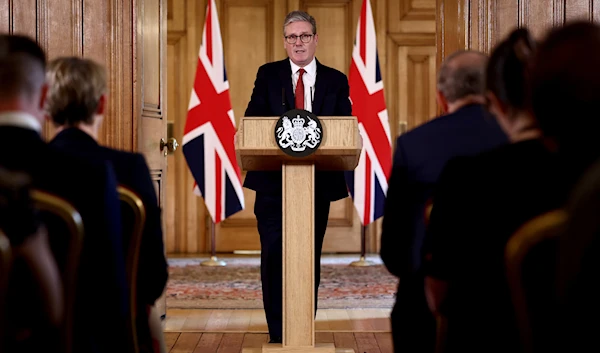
(437, 50), (488, 103)
(283, 11), (317, 36)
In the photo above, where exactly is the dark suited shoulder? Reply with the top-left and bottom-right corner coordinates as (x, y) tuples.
(315, 62), (347, 82)
(256, 59), (289, 72)
(319, 64), (348, 84)
(400, 105), (506, 158)
(244, 59), (289, 117)
(380, 104), (507, 275)
(100, 148), (168, 304)
(380, 136), (411, 276)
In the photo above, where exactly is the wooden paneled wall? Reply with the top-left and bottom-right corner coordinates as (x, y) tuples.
(437, 0), (600, 65)
(166, 0), (437, 254)
(0, 0), (137, 150)
(1, 0), (169, 264)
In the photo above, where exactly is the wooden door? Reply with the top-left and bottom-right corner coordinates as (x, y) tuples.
(136, 0), (169, 318)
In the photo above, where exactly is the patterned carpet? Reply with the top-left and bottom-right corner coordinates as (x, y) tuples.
(166, 255), (398, 309)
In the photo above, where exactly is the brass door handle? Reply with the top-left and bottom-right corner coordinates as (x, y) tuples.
(160, 137), (179, 156)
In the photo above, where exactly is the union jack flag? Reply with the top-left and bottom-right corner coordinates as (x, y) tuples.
(345, 0), (392, 226)
(182, 0), (244, 223)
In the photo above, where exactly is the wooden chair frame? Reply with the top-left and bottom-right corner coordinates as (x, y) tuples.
(505, 209), (567, 353)
(118, 185), (146, 353)
(31, 189), (84, 353)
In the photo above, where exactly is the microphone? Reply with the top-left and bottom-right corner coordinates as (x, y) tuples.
(282, 87), (286, 108)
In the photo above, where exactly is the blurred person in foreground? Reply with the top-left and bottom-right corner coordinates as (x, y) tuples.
(45, 56), (168, 353)
(0, 33), (128, 353)
(423, 27), (573, 353)
(380, 49), (507, 353)
(529, 21), (600, 353)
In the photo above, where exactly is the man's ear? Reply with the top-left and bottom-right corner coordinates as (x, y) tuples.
(436, 90), (449, 114)
(486, 92), (508, 116)
(96, 94), (106, 115)
(38, 83), (49, 111)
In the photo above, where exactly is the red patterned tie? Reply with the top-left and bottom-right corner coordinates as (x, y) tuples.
(295, 68), (305, 109)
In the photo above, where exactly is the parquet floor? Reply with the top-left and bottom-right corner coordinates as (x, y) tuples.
(165, 332), (393, 353)
(163, 308), (393, 353)
(164, 308), (391, 332)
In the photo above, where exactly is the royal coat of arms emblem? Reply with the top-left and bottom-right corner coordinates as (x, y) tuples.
(274, 109), (323, 157)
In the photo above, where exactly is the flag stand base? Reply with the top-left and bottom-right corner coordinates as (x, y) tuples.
(349, 256), (375, 267)
(201, 256), (227, 267)
(349, 226), (375, 267)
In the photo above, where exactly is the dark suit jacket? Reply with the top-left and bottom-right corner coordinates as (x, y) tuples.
(424, 139), (570, 353)
(380, 104), (508, 277)
(50, 128), (168, 306)
(0, 125), (129, 353)
(243, 58), (352, 201)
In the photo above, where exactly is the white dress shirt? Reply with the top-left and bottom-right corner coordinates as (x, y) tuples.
(0, 111), (42, 133)
(290, 58), (317, 112)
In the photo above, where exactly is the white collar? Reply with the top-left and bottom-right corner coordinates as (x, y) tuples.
(0, 111), (42, 133)
(289, 57), (317, 77)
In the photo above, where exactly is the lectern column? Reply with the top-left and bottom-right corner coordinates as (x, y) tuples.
(235, 113), (360, 353)
(282, 164), (315, 347)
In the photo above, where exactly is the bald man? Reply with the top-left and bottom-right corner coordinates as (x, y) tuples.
(379, 50), (508, 353)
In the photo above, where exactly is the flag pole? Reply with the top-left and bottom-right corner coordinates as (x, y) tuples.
(350, 224), (375, 266)
(201, 219), (226, 266)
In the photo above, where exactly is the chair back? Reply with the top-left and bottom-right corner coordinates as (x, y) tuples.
(422, 198), (447, 353)
(118, 185), (146, 353)
(505, 209), (567, 353)
(31, 189), (84, 353)
(0, 231), (11, 350)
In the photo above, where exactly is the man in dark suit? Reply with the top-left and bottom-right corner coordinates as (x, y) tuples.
(243, 10), (352, 343)
(44, 56), (168, 353)
(380, 50), (507, 353)
(0, 34), (129, 353)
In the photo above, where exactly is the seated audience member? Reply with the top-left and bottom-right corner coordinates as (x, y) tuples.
(424, 25), (600, 353)
(0, 167), (63, 353)
(0, 34), (129, 353)
(45, 56), (168, 353)
(380, 49), (507, 353)
(529, 21), (600, 353)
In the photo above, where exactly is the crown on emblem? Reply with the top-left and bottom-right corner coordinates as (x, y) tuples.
(292, 115), (305, 127)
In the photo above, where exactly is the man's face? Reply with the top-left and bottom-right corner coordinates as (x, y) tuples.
(284, 21), (318, 67)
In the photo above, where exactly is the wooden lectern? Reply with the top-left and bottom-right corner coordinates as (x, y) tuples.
(235, 116), (361, 353)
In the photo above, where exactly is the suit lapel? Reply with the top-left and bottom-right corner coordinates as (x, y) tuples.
(312, 59), (327, 116)
(277, 59), (295, 112)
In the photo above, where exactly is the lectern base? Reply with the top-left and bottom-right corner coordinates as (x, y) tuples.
(241, 343), (355, 353)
